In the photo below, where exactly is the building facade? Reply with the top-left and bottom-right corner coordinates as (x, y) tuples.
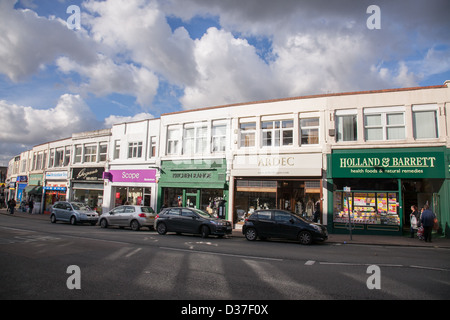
(6, 82), (450, 237)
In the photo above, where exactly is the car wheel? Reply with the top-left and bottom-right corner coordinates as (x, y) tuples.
(50, 214), (56, 223)
(298, 231), (312, 245)
(200, 225), (210, 238)
(100, 219), (108, 228)
(157, 222), (167, 235)
(70, 216), (77, 225)
(130, 220), (140, 231)
(244, 228), (257, 241)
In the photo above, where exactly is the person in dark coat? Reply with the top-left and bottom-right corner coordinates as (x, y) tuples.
(420, 204), (436, 243)
(8, 198), (16, 215)
(28, 199), (34, 214)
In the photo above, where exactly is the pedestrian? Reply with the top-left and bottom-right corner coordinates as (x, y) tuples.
(9, 198), (16, 215)
(28, 199), (34, 214)
(420, 204), (436, 243)
(410, 205), (419, 238)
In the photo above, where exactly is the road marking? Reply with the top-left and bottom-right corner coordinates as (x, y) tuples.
(305, 260), (316, 265)
(125, 247), (142, 258)
(159, 246), (283, 262)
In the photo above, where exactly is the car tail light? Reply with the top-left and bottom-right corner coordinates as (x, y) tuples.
(155, 214), (159, 219)
(138, 213), (146, 218)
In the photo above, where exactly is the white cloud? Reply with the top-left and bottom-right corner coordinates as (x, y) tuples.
(0, 0), (96, 82)
(103, 112), (155, 128)
(0, 94), (100, 164)
(57, 54), (159, 108)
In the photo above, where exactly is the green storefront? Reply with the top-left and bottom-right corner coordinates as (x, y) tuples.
(157, 159), (229, 219)
(327, 147), (448, 236)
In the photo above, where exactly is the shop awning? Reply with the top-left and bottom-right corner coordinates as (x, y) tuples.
(24, 186), (43, 195)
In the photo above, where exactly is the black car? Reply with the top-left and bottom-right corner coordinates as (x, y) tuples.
(242, 209), (328, 245)
(155, 207), (232, 238)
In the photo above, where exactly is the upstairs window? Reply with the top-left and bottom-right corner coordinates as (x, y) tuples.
(239, 122), (256, 147)
(262, 120), (293, 147)
(364, 107), (405, 141)
(300, 117), (319, 145)
(336, 110), (358, 142)
(128, 142), (143, 159)
(412, 104), (438, 139)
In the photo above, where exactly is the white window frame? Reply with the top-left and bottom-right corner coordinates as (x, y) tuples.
(299, 116), (320, 145)
(335, 109), (358, 142)
(239, 121), (256, 148)
(261, 120), (294, 147)
(364, 106), (405, 141)
(212, 122), (227, 153)
(84, 145), (97, 163)
(128, 142), (143, 159)
(412, 104), (439, 140)
(167, 126), (181, 155)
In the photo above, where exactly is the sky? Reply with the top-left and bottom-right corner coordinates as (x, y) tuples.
(1, 0), (450, 166)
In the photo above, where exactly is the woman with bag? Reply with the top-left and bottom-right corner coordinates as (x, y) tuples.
(410, 205), (419, 238)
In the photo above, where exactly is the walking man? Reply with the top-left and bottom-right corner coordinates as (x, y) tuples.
(420, 204), (436, 243)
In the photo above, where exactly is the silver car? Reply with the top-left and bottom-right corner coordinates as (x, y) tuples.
(99, 205), (156, 231)
(50, 201), (99, 225)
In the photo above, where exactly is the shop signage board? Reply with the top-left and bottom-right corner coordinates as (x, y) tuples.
(331, 148), (445, 179)
(108, 169), (157, 183)
(233, 153), (322, 176)
(72, 167), (105, 181)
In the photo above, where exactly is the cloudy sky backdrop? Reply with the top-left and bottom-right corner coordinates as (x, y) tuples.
(1, 0), (450, 165)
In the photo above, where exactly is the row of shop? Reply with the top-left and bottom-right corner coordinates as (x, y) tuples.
(7, 146), (449, 236)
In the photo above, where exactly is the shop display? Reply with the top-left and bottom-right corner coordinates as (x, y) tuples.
(333, 191), (400, 225)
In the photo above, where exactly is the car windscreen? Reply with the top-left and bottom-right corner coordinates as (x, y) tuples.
(71, 203), (91, 211)
(191, 208), (212, 218)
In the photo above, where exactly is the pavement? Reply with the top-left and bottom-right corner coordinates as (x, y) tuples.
(1, 208), (450, 248)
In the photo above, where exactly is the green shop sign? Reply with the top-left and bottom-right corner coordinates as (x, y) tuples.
(159, 159), (227, 188)
(330, 148), (445, 178)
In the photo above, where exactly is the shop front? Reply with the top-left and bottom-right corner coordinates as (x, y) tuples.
(43, 171), (68, 214)
(24, 174), (43, 213)
(157, 159), (228, 218)
(327, 147), (447, 235)
(231, 153), (323, 225)
(71, 167), (104, 213)
(104, 168), (157, 210)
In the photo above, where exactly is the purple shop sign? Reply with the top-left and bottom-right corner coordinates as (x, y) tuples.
(106, 170), (157, 183)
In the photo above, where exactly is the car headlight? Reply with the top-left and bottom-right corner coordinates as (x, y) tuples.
(211, 220), (224, 226)
(310, 224), (322, 232)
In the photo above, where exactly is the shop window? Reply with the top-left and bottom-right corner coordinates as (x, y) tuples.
(364, 107), (405, 141)
(300, 118), (319, 145)
(262, 120), (293, 147)
(336, 112), (357, 142)
(412, 104), (438, 139)
(239, 122), (256, 147)
(128, 142), (142, 159)
(84, 145), (97, 163)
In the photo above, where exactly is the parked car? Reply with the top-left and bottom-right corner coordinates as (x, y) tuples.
(50, 201), (99, 225)
(99, 205), (156, 231)
(242, 209), (328, 245)
(155, 207), (232, 238)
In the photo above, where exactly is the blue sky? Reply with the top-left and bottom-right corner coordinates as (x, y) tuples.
(1, 0), (450, 165)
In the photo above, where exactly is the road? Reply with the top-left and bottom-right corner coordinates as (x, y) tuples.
(0, 214), (449, 301)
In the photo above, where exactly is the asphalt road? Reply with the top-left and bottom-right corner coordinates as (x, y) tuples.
(0, 214), (449, 301)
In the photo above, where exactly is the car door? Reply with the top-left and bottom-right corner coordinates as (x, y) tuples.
(179, 208), (201, 233)
(108, 206), (125, 226)
(61, 202), (72, 221)
(273, 211), (299, 239)
(164, 208), (181, 231)
(122, 206), (136, 226)
(253, 210), (276, 238)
